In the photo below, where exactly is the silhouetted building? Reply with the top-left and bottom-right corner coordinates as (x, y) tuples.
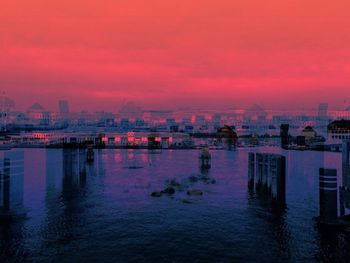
(327, 119), (350, 143)
(216, 125), (238, 148)
(280, 124), (290, 148)
(299, 126), (322, 146)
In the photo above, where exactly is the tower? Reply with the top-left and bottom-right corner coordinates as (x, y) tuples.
(280, 124), (290, 149)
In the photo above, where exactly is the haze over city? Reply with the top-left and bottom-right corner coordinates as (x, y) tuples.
(1, 0), (350, 111)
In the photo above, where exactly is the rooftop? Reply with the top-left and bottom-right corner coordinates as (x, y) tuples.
(327, 119), (350, 130)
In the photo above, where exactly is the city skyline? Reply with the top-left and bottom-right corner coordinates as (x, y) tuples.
(2, 94), (350, 114)
(1, 0), (350, 111)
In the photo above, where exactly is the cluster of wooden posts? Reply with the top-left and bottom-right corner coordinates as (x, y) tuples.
(248, 152), (286, 205)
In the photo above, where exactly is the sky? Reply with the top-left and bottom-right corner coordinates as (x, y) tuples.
(1, 0), (350, 111)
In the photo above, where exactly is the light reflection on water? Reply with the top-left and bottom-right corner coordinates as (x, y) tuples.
(0, 148), (349, 262)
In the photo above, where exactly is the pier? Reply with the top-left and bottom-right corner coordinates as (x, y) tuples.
(248, 152), (286, 205)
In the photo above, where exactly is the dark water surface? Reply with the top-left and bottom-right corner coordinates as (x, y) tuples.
(1, 148), (350, 262)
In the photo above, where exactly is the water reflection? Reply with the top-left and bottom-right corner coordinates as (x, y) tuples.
(247, 189), (292, 261)
(0, 151), (25, 218)
(39, 149), (101, 257)
(0, 148), (350, 262)
(0, 151), (27, 261)
(0, 221), (27, 261)
(62, 149), (87, 192)
(315, 228), (350, 262)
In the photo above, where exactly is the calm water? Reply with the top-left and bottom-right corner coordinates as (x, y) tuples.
(1, 148), (350, 262)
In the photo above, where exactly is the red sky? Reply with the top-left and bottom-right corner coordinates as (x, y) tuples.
(1, 0), (350, 111)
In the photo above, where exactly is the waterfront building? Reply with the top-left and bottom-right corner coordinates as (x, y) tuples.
(327, 119), (350, 144)
(280, 124), (290, 148)
(58, 100), (70, 115)
(216, 125), (238, 149)
(300, 126), (318, 145)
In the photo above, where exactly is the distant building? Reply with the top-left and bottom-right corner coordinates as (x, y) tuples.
(119, 102), (143, 120)
(244, 104), (267, 121)
(195, 115), (206, 123)
(216, 125), (238, 149)
(0, 95), (15, 130)
(26, 103), (53, 126)
(280, 124), (290, 148)
(318, 103), (328, 119)
(27, 102), (45, 120)
(59, 100), (70, 115)
(301, 126), (317, 144)
(327, 119), (350, 143)
(97, 112), (116, 128)
(212, 114), (222, 130)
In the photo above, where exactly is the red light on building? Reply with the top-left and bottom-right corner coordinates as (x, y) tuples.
(127, 132), (135, 137)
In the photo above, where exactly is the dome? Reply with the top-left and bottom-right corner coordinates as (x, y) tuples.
(28, 102), (45, 112)
(217, 125), (238, 139)
(303, 126), (314, 132)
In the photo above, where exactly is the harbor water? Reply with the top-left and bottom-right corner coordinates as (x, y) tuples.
(0, 148), (349, 262)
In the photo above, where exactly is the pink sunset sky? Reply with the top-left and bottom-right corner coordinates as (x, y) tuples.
(1, 0), (350, 111)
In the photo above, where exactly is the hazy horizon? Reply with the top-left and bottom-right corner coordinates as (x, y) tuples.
(2, 96), (349, 114)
